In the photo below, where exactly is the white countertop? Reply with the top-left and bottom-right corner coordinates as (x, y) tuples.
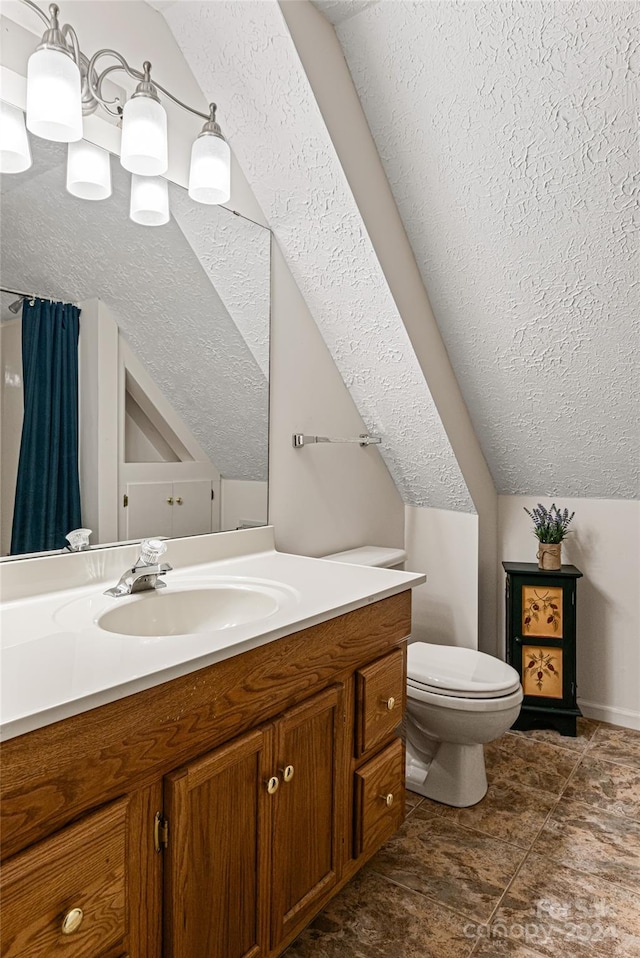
(1, 529), (424, 740)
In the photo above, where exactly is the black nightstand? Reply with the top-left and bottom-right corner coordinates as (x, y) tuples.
(503, 562), (583, 736)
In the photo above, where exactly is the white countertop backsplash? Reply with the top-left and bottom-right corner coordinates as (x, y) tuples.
(1, 528), (424, 740)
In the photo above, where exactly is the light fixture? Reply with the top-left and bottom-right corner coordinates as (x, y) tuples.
(130, 174), (169, 226)
(11, 0), (233, 222)
(188, 103), (231, 205)
(120, 62), (168, 176)
(25, 2), (83, 142)
(66, 140), (112, 200)
(0, 102), (32, 173)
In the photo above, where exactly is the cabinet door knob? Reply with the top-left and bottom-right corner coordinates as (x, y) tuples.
(266, 775), (279, 795)
(166, 497), (174, 505)
(385, 696), (396, 712)
(380, 792), (394, 807)
(176, 497), (183, 505)
(61, 907), (84, 935)
(280, 764), (294, 783)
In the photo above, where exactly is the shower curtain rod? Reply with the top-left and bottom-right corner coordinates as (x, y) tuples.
(0, 285), (37, 299)
(0, 287), (76, 305)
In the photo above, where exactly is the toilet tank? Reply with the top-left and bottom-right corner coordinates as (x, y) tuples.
(321, 546), (407, 571)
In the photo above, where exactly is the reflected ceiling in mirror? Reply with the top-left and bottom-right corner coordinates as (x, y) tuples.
(0, 137), (270, 557)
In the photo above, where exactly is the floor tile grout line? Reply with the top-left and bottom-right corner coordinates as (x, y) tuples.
(580, 742), (640, 773)
(506, 727), (595, 756)
(481, 783), (571, 929)
(366, 867), (494, 932)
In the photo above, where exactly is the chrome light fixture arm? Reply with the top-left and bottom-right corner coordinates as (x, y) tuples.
(19, 0), (51, 28)
(86, 49), (216, 126)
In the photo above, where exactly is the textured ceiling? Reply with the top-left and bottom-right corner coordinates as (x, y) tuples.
(312, 0), (639, 498)
(1, 139), (270, 481)
(160, 0), (474, 512)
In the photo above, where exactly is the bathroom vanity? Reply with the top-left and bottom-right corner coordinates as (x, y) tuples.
(0, 529), (423, 958)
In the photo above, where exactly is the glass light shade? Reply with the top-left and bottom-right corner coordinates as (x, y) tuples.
(129, 174), (169, 226)
(26, 47), (82, 142)
(0, 102), (32, 173)
(120, 95), (168, 176)
(188, 134), (231, 205)
(66, 141), (112, 200)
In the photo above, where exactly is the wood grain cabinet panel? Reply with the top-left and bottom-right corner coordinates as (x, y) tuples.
(355, 648), (406, 757)
(270, 685), (344, 948)
(0, 797), (129, 958)
(163, 727), (272, 958)
(354, 738), (405, 858)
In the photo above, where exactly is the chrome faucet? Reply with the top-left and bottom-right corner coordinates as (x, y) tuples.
(104, 539), (172, 598)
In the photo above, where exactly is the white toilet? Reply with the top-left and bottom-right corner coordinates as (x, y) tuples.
(322, 546), (523, 809)
(406, 643), (522, 807)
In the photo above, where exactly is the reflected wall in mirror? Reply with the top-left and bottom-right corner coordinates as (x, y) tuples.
(0, 137), (270, 557)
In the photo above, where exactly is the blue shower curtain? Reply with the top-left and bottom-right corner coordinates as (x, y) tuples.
(11, 298), (82, 555)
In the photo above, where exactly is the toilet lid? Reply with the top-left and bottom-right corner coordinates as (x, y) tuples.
(407, 643), (521, 697)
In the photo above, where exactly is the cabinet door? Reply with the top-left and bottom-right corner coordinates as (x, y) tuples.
(270, 684), (344, 949)
(510, 576), (577, 707)
(123, 481), (173, 539)
(172, 480), (213, 537)
(163, 726), (273, 958)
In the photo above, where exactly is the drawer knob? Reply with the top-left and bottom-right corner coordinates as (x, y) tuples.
(166, 497), (174, 505)
(385, 696), (396, 712)
(266, 775), (279, 795)
(61, 907), (84, 935)
(280, 764), (294, 783)
(380, 792), (394, 808)
(176, 497), (183, 505)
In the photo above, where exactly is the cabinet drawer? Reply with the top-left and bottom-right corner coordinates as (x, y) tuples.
(354, 738), (405, 858)
(355, 648), (405, 757)
(1, 797), (128, 958)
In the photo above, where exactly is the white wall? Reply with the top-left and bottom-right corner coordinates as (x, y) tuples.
(221, 480), (268, 532)
(405, 507), (479, 649)
(499, 496), (640, 731)
(270, 242), (405, 556)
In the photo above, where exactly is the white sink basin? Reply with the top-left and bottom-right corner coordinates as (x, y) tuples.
(49, 576), (299, 638)
(97, 585), (281, 636)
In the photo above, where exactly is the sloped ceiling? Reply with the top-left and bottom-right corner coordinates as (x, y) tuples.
(158, 0), (475, 513)
(1, 139), (269, 480)
(312, 0), (639, 499)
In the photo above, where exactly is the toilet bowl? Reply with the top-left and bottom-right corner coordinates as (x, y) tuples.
(320, 546), (522, 809)
(406, 644), (522, 807)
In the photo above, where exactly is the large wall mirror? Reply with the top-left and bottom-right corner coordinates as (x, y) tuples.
(0, 136), (270, 558)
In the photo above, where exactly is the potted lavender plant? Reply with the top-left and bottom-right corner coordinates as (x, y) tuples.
(524, 503), (575, 570)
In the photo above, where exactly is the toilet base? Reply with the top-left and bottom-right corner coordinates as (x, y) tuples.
(406, 741), (488, 808)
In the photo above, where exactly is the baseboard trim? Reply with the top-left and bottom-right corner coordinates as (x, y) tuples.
(579, 700), (640, 732)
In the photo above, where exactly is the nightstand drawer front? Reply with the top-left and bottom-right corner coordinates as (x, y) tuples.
(1, 797), (128, 958)
(354, 738), (404, 857)
(355, 648), (405, 757)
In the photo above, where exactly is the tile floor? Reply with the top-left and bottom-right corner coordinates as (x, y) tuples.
(285, 720), (640, 958)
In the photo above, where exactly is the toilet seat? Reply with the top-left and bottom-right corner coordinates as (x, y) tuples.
(408, 643), (521, 699)
(407, 681), (523, 712)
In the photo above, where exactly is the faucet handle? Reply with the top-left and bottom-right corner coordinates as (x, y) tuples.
(138, 538), (168, 566)
(65, 528), (92, 552)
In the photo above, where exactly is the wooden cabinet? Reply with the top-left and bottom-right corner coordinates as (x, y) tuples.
(0, 592), (411, 958)
(354, 738), (404, 858)
(1, 798), (129, 958)
(504, 562), (583, 736)
(164, 727), (271, 958)
(270, 685), (343, 947)
(163, 686), (344, 958)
